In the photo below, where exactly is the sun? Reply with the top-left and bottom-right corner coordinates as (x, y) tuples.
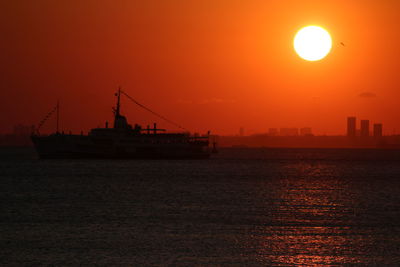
(294, 26), (332, 61)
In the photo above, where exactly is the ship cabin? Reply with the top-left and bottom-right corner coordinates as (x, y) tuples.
(88, 88), (209, 145)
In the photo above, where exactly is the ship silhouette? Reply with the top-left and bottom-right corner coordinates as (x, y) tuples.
(31, 89), (212, 159)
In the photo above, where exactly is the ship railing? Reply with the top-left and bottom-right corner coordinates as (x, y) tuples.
(188, 136), (210, 145)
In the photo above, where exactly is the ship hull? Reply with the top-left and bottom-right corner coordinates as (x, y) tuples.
(31, 134), (210, 159)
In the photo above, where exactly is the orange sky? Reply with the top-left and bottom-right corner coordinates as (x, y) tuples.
(1, 0), (400, 135)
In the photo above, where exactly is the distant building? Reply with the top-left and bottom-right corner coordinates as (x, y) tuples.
(347, 117), (356, 137)
(268, 128), (278, 136)
(300, 127), (312, 136)
(239, 127), (244, 137)
(13, 124), (35, 136)
(280, 128), (299, 136)
(360, 120), (370, 137)
(373, 123), (383, 138)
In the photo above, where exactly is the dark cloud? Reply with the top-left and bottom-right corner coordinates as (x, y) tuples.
(359, 92), (377, 98)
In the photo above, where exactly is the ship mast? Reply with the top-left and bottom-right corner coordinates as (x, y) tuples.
(113, 87), (124, 129)
(116, 87), (121, 117)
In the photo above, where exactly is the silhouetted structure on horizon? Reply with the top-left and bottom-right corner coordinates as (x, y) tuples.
(30, 88), (212, 159)
(218, 117), (393, 148)
(347, 117), (356, 137)
(361, 120), (370, 137)
(239, 127), (244, 137)
(13, 124), (35, 136)
(280, 128), (299, 136)
(268, 128), (278, 136)
(300, 127), (312, 136)
(373, 123), (383, 138)
(0, 124), (35, 146)
(347, 117), (383, 139)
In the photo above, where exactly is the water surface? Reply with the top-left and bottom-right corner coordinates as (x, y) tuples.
(1, 147), (400, 265)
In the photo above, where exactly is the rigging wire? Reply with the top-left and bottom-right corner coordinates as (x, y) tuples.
(120, 90), (188, 131)
(36, 104), (58, 134)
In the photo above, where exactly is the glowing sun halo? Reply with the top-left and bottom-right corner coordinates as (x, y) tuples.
(294, 26), (332, 61)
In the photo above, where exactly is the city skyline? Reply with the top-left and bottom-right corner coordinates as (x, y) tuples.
(1, 115), (391, 138)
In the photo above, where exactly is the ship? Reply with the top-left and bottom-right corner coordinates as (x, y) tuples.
(31, 89), (213, 159)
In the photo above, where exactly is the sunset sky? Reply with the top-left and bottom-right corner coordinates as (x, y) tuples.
(1, 0), (400, 135)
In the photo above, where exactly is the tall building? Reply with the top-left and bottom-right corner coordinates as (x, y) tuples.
(239, 127), (244, 137)
(360, 120), (370, 137)
(347, 117), (356, 137)
(373, 123), (383, 137)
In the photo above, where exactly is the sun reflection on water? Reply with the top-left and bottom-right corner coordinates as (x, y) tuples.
(257, 162), (363, 265)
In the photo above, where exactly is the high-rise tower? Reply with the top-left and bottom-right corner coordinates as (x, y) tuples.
(361, 120), (370, 137)
(347, 117), (356, 137)
(373, 123), (383, 138)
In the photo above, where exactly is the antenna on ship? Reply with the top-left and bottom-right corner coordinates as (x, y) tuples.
(113, 86), (129, 129)
(115, 87), (121, 117)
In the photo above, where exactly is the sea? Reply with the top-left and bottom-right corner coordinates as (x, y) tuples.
(1, 147), (400, 266)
